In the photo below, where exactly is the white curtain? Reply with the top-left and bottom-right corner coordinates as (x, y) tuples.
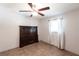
(49, 17), (64, 49)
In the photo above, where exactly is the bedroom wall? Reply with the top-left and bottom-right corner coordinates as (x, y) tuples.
(64, 9), (79, 55)
(0, 4), (39, 52)
(38, 18), (50, 43)
(39, 9), (79, 55)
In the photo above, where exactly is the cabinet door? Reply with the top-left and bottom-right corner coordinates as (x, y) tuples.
(20, 26), (38, 48)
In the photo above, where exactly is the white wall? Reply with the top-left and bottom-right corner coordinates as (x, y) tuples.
(39, 9), (79, 55)
(38, 19), (49, 43)
(64, 9), (79, 55)
(0, 4), (39, 52)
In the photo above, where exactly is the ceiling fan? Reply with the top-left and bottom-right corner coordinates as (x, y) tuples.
(19, 3), (50, 17)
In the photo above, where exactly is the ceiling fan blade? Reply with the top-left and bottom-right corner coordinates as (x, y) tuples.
(28, 3), (33, 8)
(19, 10), (32, 12)
(38, 7), (50, 11)
(37, 12), (44, 16)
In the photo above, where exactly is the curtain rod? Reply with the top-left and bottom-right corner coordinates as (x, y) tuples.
(48, 16), (63, 21)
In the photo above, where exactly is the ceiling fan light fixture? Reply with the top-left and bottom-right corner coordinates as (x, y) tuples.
(32, 11), (38, 16)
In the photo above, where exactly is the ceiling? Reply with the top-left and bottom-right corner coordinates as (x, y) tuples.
(1, 3), (79, 18)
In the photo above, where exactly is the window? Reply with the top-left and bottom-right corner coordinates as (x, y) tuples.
(49, 19), (61, 32)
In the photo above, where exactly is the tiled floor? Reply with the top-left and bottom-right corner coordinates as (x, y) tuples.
(0, 42), (78, 56)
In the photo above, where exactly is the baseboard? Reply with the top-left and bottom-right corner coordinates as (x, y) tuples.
(39, 40), (50, 44)
(0, 46), (18, 53)
(39, 40), (59, 48)
(64, 49), (79, 56)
